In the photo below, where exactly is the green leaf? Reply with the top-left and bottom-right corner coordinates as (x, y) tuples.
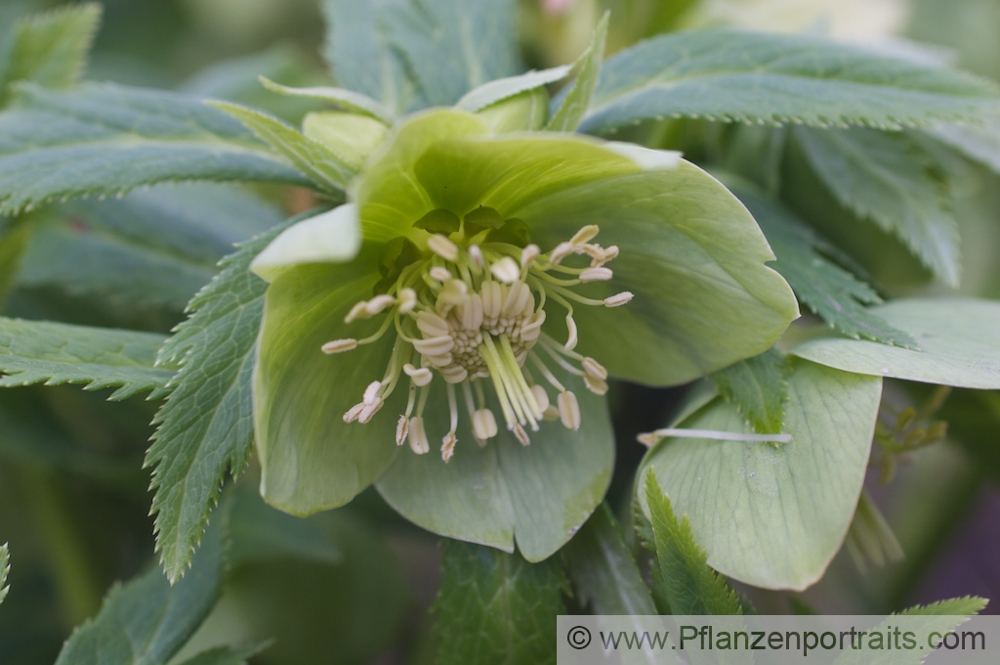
(546, 13), (609, 132)
(644, 473), (744, 615)
(456, 65), (572, 114)
(175, 645), (264, 665)
(259, 76), (395, 124)
(147, 219), (293, 582)
(54, 509), (227, 665)
(383, 0), (521, 107)
(581, 29), (1000, 135)
(928, 114), (1000, 174)
(563, 504), (657, 615)
(0, 3), (101, 107)
(791, 298), (1000, 389)
(375, 362), (613, 561)
(0, 317), (173, 399)
(433, 541), (566, 665)
(899, 596), (989, 617)
(733, 184), (915, 346)
(0, 543), (8, 606)
(639, 359), (882, 589)
(208, 101), (355, 193)
(0, 214), (31, 307)
(793, 127), (961, 286)
(710, 349), (789, 435)
(321, 0), (419, 115)
(0, 83), (310, 215)
(16, 184), (282, 311)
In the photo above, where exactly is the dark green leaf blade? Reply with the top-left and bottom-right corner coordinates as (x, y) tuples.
(16, 184), (282, 311)
(709, 348), (789, 434)
(146, 218), (292, 582)
(54, 512), (226, 665)
(563, 504), (656, 616)
(644, 472), (744, 616)
(175, 645), (263, 665)
(383, 0), (521, 107)
(582, 30), (1000, 135)
(0, 83), (310, 215)
(0, 3), (101, 106)
(735, 185), (916, 346)
(794, 127), (961, 286)
(433, 541), (567, 665)
(0, 544), (8, 606)
(0, 317), (173, 399)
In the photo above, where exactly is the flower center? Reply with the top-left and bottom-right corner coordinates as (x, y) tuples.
(321, 211), (632, 462)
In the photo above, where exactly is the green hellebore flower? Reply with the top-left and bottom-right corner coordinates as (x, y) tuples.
(249, 108), (799, 560)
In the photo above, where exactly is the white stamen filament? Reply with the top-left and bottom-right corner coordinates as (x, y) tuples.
(636, 428), (793, 447)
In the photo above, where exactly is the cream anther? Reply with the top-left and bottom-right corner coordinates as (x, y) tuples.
(513, 422), (531, 445)
(365, 294), (396, 316)
(468, 244), (484, 271)
(549, 242), (574, 265)
(343, 402), (365, 423)
(581, 357), (608, 380)
(429, 266), (452, 282)
(395, 415), (409, 445)
(564, 314), (578, 351)
(441, 431), (457, 462)
(558, 391), (581, 430)
(580, 267), (613, 282)
(344, 301), (368, 323)
(584, 375), (609, 395)
(414, 335), (455, 356)
(358, 398), (383, 423)
(521, 244), (540, 268)
(427, 233), (459, 261)
(472, 408), (498, 443)
(570, 225), (600, 245)
(530, 385), (550, 412)
(397, 288), (417, 314)
(438, 279), (469, 306)
(604, 291), (634, 307)
(490, 256), (521, 283)
(403, 363), (433, 386)
(321, 338), (358, 354)
(363, 380), (383, 404)
(407, 416), (429, 454)
(417, 311), (450, 337)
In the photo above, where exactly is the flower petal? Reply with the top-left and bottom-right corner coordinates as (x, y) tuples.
(250, 204), (362, 282)
(375, 367), (613, 561)
(513, 162), (800, 386)
(254, 249), (400, 515)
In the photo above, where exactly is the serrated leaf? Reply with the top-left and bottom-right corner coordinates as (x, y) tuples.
(899, 596), (989, 617)
(547, 13), (609, 132)
(644, 473), (744, 616)
(0, 83), (310, 215)
(0, 3), (101, 107)
(16, 184), (282, 311)
(321, 0), (418, 115)
(456, 65), (572, 113)
(927, 113), (1000, 174)
(709, 348), (789, 435)
(209, 100), (355, 193)
(146, 218), (295, 582)
(0, 317), (173, 399)
(175, 645), (265, 665)
(0, 544), (8, 606)
(563, 504), (657, 617)
(733, 184), (916, 346)
(433, 541), (566, 665)
(259, 77), (395, 124)
(581, 29), (1000, 135)
(54, 510), (226, 665)
(791, 298), (1000, 389)
(794, 126), (962, 286)
(0, 215), (31, 307)
(382, 0), (521, 107)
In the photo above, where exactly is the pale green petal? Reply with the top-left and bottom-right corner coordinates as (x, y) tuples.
(413, 133), (644, 217)
(791, 298), (1000, 389)
(250, 204), (361, 282)
(376, 370), (613, 561)
(254, 250), (400, 515)
(355, 110), (490, 243)
(514, 162), (799, 386)
(639, 360), (882, 590)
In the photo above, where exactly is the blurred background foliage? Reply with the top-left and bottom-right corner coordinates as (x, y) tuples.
(0, 0), (998, 663)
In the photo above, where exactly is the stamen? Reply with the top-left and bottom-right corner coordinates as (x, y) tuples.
(557, 391), (581, 430)
(584, 375), (609, 395)
(321, 338), (358, 354)
(441, 431), (457, 461)
(395, 415), (408, 446)
(549, 241), (574, 265)
(403, 363), (433, 386)
(363, 380), (382, 404)
(637, 428), (793, 447)
(343, 402), (365, 423)
(531, 384), (550, 412)
(397, 288), (417, 314)
(413, 335), (455, 356)
(570, 225), (600, 245)
(468, 244), (484, 271)
(565, 314), (578, 351)
(472, 408), (498, 445)
(582, 357), (608, 380)
(604, 292), (634, 307)
(513, 422), (531, 446)
(429, 266), (452, 282)
(407, 416), (430, 454)
(365, 294), (396, 315)
(521, 244), (540, 268)
(579, 267), (613, 282)
(428, 234), (459, 261)
(490, 256), (521, 283)
(345, 301), (368, 323)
